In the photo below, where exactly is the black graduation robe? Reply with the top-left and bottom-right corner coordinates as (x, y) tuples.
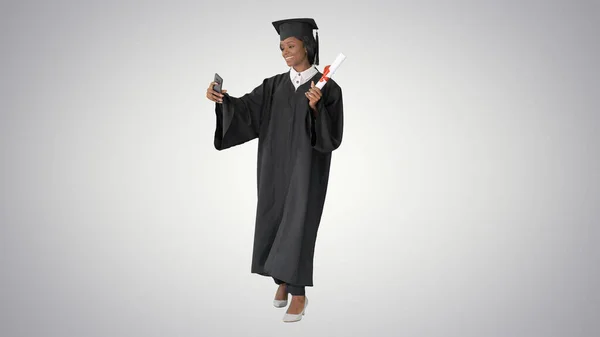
(213, 70), (343, 287)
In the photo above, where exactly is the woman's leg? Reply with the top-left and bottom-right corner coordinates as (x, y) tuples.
(273, 278), (288, 301)
(273, 277), (306, 313)
(285, 284), (307, 315)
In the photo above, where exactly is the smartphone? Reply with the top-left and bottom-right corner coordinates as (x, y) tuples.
(213, 73), (223, 93)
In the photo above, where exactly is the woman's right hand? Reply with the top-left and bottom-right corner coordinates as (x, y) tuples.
(206, 81), (227, 104)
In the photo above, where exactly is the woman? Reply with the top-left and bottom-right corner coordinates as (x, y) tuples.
(205, 18), (343, 323)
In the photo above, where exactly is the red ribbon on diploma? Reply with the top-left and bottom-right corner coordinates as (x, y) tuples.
(315, 53), (345, 90)
(318, 65), (331, 83)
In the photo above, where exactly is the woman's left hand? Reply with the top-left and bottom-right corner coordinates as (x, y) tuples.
(305, 81), (322, 112)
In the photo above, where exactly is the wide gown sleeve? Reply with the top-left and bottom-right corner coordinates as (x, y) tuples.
(308, 83), (343, 153)
(214, 79), (267, 150)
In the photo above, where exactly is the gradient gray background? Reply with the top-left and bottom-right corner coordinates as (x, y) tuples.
(1, 0), (599, 336)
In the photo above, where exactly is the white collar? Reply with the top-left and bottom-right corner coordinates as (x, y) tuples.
(289, 65), (318, 89)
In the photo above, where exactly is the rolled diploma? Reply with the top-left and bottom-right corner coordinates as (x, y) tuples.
(315, 53), (346, 90)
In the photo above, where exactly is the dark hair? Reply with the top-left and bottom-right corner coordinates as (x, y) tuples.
(301, 36), (318, 65)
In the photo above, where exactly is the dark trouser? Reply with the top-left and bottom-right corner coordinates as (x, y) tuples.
(273, 277), (305, 295)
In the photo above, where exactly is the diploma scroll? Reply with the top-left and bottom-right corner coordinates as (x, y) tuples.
(315, 53), (346, 90)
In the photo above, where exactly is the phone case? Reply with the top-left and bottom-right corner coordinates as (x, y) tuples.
(214, 73), (223, 93)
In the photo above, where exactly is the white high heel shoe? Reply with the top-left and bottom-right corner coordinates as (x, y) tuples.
(273, 298), (288, 308)
(282, 297), (308, 323)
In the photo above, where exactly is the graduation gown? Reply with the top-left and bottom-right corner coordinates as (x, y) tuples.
(213, 70), (343, 287)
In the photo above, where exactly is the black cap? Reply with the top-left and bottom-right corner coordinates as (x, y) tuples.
(272, 18), (319, 65)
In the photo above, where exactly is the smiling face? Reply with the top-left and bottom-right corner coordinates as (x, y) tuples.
(280, 36), (309, 69)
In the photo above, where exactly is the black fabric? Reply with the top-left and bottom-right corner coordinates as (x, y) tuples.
(273, 278), (305, 295)
(214, 70), (343, 287)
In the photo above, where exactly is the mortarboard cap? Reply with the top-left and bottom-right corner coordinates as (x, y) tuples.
(272, 18), (318, 40)
(272, 18), (319, 65)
